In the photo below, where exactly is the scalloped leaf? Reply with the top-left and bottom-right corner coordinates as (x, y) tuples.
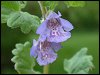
(1, 1), (27, 23)
(11, 41), (41, 74)
(64, 1), (85, 8)
(64, 48), (94, 74)
(7, 12), (40, 34)
(1, 9), (11, 23)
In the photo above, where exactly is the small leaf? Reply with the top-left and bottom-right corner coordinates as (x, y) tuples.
(64, 48), (94, 74)
(43, 1), (58, 10)
(11, 41), (41, 74)
(64, 1), (85, 7)
(7, 12), (40, 34)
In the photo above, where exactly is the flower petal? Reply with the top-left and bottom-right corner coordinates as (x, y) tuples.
(51, 42), (61, 52)
(30, 40), (38, 58)
(58, 11), (62, 17)
(46, 11), (61, 20)
(36, 20), (48, 35)
(38, 29), (50, 42)
(37, 49), (57, 66)
(60, 18), (74, 31)
(48, 31), (71, 43)
(33, 39), (38, 46)
(37, 53), (48, 66)
(30, 45), (37, 58)
(38, 35), (46, 42)
(47, 50), (57, 63)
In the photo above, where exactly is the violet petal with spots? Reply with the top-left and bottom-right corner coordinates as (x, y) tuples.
(36, 11), (73, 43)
(30, 39), (60, 66)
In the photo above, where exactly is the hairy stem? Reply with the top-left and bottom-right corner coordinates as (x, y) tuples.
(43, 65), (49, 74)
(38, 1), (46, 19)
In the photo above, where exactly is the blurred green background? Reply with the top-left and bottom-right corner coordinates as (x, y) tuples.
(1, 1), (99, 74)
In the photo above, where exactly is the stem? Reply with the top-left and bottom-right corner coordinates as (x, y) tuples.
(43, 65), (49, 74)
(38, 1), (46, 19)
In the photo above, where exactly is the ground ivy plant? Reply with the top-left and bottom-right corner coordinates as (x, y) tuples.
(1, 1), (94, 74)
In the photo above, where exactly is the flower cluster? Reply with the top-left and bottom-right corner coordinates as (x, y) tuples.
(30, 11), (73, 66)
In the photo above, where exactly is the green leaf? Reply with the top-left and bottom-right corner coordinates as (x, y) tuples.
(64, 48), (94, 74)
(1, 1), (27, 23)
(64, 1), (85, 7)
(7, 12), (40, 34)
(11, 41), (41, 74)
(1, 6), (11, 23)
(1, 1), (20, 11)
(1, 1), (19, 23)
(18, 1), (27, 9)
(43, 1), (58, 10)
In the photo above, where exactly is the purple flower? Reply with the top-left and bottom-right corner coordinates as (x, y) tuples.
(36, 11), (73, 43)
(30, 39), (61, 66)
